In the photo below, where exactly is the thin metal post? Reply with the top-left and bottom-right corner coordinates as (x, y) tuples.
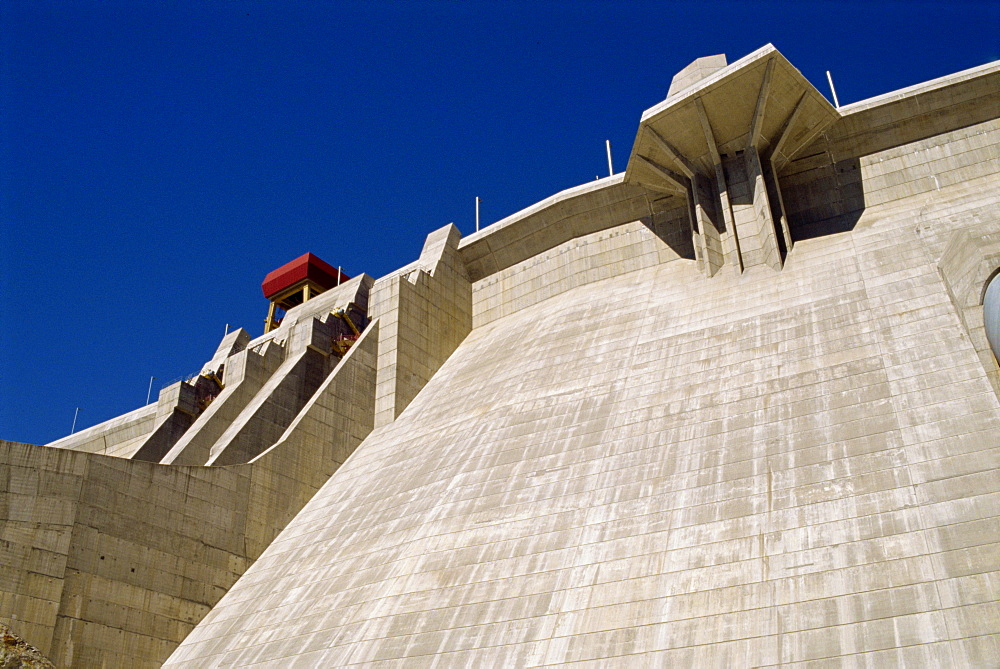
(147, 376), (157, 405)
(475, 197), (481, 232)
(606, 139), (614, 176)
(337, 266), (342, 286)
(224, 323), (229, 336)
(826, 70), (840, 108)
(71, 408), (79, 434)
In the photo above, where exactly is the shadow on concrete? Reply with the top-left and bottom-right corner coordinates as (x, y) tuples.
(787, 156), (866, 242)
(642, 194), (697, 261)
(642, 215), (697, 260)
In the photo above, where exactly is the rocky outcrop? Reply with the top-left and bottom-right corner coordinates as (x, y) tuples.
(0, 624), (55, 669)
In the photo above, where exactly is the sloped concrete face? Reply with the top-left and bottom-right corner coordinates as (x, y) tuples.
(168, 160), (1000, 665)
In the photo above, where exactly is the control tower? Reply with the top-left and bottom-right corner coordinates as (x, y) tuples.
(261, 252), (349, 333)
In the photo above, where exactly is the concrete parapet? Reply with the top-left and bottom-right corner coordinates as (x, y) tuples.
(44, 404), (159, 458)
(458, 175), (652, 282)
(827, 59), (1000, 161)
(780, 60), (1000, 239)
(469, 209), (691, 328)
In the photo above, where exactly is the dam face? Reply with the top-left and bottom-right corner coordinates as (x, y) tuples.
(169, 188), (1000, 665)
(4, 47), (1000, 666)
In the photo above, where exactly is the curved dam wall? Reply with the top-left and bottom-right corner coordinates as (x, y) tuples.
(167, 118), (1000, 666)
(2, 50), (999, 667)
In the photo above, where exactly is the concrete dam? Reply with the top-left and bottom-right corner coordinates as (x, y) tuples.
(3, 46), (1000, 666)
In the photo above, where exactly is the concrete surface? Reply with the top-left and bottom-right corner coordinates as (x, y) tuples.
(0, 324), (378, 667)
(3, 46), (1000, 667)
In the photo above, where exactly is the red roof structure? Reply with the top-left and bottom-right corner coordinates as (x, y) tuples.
(261, 253), (348, 300)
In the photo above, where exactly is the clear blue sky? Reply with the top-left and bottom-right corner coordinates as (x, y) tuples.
(2, 1), (997, 444)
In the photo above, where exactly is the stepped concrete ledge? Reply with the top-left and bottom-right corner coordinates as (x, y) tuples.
(206, 344), (329, 466)
(0, 322), (378, 667)
(160, 341), (285, 465)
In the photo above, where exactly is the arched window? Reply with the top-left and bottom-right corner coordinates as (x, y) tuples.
(983, 271), (1000, 363)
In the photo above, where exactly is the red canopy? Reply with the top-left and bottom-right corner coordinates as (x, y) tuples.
(261, 253), (349, 299)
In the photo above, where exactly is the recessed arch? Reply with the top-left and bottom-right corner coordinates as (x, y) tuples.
(983, 270), (1000, 363)
(939, 230), (1000, 400)
(980, 264), (1000, 305)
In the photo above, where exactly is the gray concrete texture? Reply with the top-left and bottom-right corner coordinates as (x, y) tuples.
(168, 172), (1000, 666)
(2, 45), (1000, 666)
(0, 314), (379, 666)
(166, 51), (1000, 665)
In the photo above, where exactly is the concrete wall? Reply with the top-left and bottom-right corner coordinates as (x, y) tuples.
(471, 206), (690, 328)
(458, 105), (995, 334)
(780, 61), (1000, 238)
(207, 333), (332, 466)
(370, 224), (473, 427)
(51, 276), (374, 468)
(161, 341), (285, 465)
(5, 51), (1000, 667)
(0, 322), (379, 667)
(165, 56), (1000, 665)
(244, 320), (379, 557)
(166, 165), (1000, 665)
(458, 176), (653, 283)
(45, 404), (159, 458)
